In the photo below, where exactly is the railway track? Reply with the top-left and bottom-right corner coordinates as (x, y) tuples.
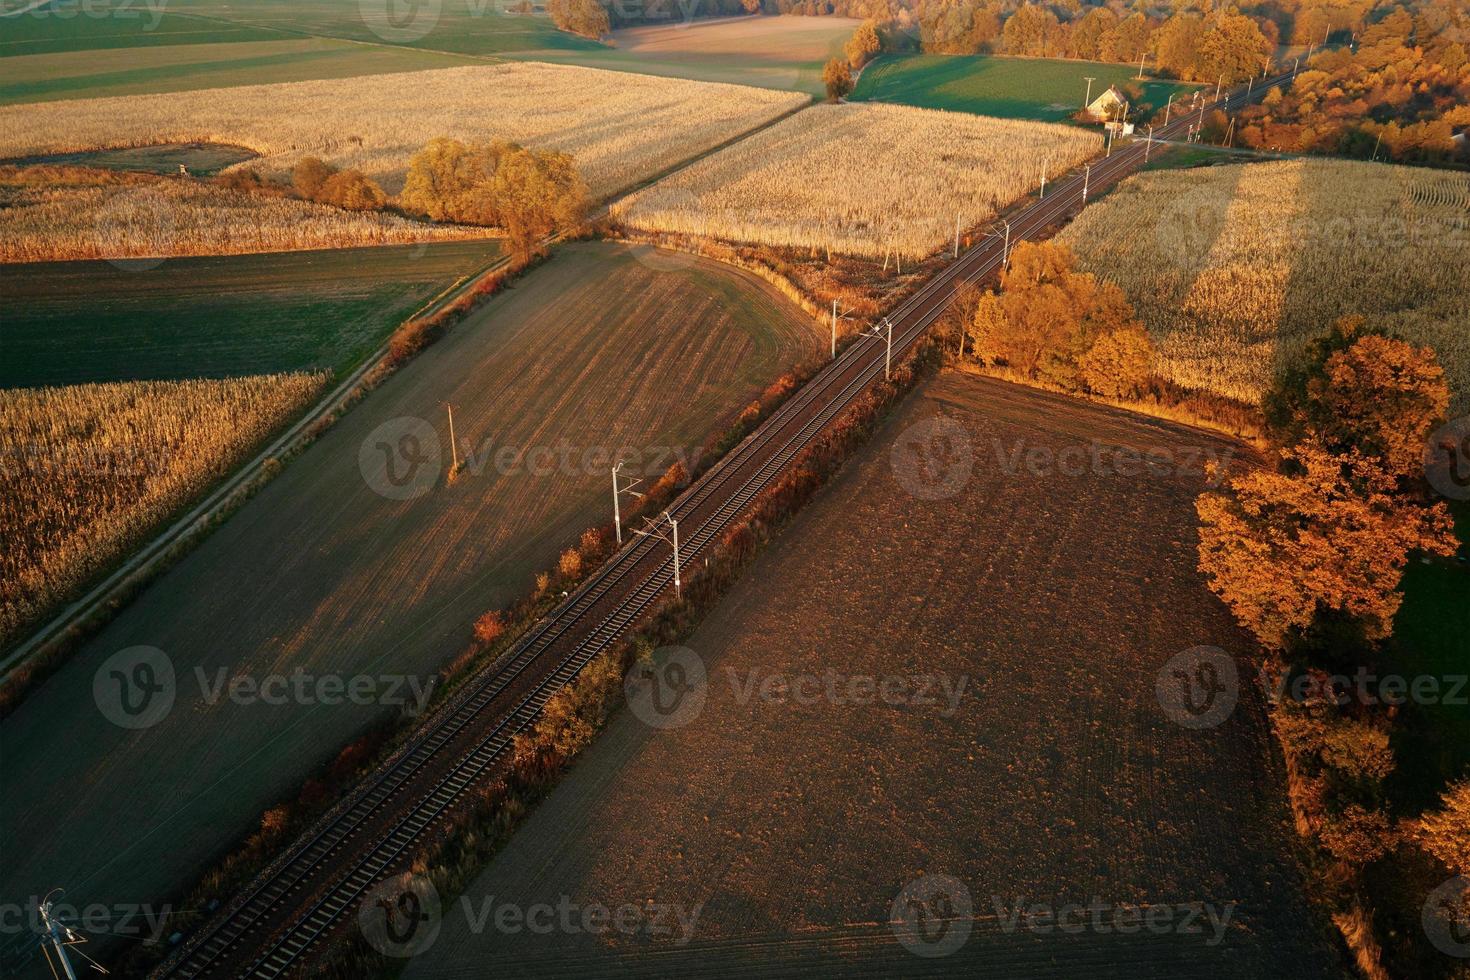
(155, 70), (1293, 980)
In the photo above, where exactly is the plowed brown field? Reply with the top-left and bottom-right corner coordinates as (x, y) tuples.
(405, 372), (1344, 980)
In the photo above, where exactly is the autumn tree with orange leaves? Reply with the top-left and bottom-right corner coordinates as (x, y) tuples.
(968, 241), (1154, 399)
(1199, 319), (1457, 651)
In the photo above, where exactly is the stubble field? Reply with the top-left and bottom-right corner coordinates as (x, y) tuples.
(529, 15), (861, 95)
(0, 243), (822, 962)
(0, 62), (809, 197)
(1057, 159), (1470, 410)
(406, 372), (1340, 979)
(613, 102), (1100, 261)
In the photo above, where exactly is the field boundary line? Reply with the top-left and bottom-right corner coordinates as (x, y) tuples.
(0, 246), (515, 683)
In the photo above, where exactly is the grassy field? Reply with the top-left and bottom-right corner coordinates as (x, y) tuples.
(0, 36), (481, 104)
(0, 240), (501, 387)
(0, 5), (281, 57)
(0, 62), (808, 197)
(853, 53), (1199, 122)
(1389, 502), (1470, 806)
(171, 0), (602, 55)
(0, 243), (821, 965)
(616, 101), (1098, 260)
(1057, 159), (1470, 411)
(526, 15), (859, 95)
(404, 372), (1337, 979)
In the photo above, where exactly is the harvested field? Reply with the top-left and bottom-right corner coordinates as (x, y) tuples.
(0, 243), (821, 962)
(530, 15), (860, 95)
(405, 372), (1341, 979)
(0, 373), (326, 649)
(0, 166), (485, 263)
(0, 240), (503, 387)
(614, 102), (1100, 261)
(0, 63), (809, 197)
(1057, 159), (1470, 411)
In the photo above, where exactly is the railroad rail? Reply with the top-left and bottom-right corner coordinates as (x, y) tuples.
(155, 69), (1295, 980)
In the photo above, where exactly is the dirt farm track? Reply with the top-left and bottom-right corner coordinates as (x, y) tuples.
(404, 373), (1345, 980)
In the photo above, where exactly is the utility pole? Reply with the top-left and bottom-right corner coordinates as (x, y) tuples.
(1083, 76), (1096, 110)
(1145, 125), (1154, 161)
(611, 460), (643, 546)
(1105, 125), (1114, 156)
(953, 212), (961, 258)
(612, 461), (623, 546)
(38, 891), (105, 980)
(831, 299), (838, 357)
(1293, 56), (1300, 76)
(445, 403), (459, 475)
(1082, 164), (1090, 204)
(1216, 75), (1223, 100)
(883, 317), (894, 380)
(1001, 220), (1011, 268)
(1136, 51), (1147, 80)
(1165, 92), (1175, 125)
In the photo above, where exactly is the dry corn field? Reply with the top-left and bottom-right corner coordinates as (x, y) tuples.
(612, 102), (1100, 261)
(1058, 159), (1470, 410)
(0, 374), (326, 646)
(0, 64), (807, 199)
(0, 166), (483, 263)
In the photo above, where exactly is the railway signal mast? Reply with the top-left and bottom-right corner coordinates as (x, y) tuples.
(611, 460), (644, 546)
(632, 512), (681, 597)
